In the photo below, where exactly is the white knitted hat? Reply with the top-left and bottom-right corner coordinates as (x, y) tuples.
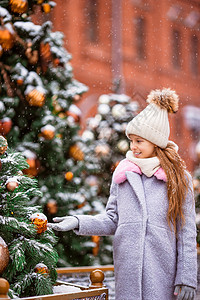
(126, 88), (179, 148)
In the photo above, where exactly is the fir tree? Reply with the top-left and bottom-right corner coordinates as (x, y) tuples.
(0, 135), (58, 298)
(81, 93), (139, 264)
(0, 1), (99, 266)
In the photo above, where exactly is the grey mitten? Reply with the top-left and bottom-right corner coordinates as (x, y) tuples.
(174, 285), (196, 300)
(47, 216), (79, 231)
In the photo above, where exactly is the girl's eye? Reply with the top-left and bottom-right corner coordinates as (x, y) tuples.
(137, 140), (142, 143)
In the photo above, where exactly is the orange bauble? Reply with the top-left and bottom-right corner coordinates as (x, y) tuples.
(40, 125), (55, 140)
(65, 171), (74, 181)
(95, 144), (110, 157)
(66, 111), (80, 123)
(40, 42), (52, 72)
(17, 78), (23, 85)
(6, 179), (19, 191)
(42, 3), (51, 13)
(34, 263), (49, 277)
(9, 0), (28, 14)
(23, 158), (40, 177)
(0, 237), (9, 275)
(26, 89), (45, 107)
(41, 130), (55, 140)
(0, 136), (8, 155)
(69, 144), (84, 161)
(0, 118), (12, 135)
(46, 200), (58, 214)
(73, 95), (81, 101)
(0, 27), (14, 50)
(30, 213), (47, 234)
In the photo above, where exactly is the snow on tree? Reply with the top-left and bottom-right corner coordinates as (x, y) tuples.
(0, 1), (99, 266)
(0, 135), (58, 298)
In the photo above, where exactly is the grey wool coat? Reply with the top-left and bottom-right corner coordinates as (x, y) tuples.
(75, 159), (197, 300)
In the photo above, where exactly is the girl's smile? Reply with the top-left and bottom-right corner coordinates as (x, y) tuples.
(129, 134), (156, 159)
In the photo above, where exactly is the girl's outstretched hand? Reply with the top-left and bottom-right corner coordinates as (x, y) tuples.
(174, 285), (196, 300)
(47, 216), (79, 231)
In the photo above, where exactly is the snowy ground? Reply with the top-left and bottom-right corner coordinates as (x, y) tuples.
(59, 260), (200, 300)
(58, 271), (115, 300)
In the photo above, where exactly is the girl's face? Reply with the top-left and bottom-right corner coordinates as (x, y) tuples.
(129, 134), (156, 159)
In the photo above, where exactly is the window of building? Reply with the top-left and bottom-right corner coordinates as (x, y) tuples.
(85, 0), (99, 43)
(134, 16), (146, 60)
(190, 34), (199, 76)
(172, 29), (181, 69)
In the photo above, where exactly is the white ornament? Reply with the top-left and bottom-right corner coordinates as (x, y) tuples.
(98, 104), (110, 115)
(112, 104), (126, 118)
(117, 139), (129, 152)
(98, 128), (113, 140)
(82, 130), (94, 141)
(88, 115), (102, 129)
(30, 213), (47, 221)
(98, 94), (110, 104)
(41, 124), (55, 132)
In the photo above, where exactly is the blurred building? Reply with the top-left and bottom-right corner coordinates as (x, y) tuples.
(44, 0), (200, 170)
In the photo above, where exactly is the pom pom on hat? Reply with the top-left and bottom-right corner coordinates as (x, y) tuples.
(126, 88), (179, 149)
(146, 88), (179, 113)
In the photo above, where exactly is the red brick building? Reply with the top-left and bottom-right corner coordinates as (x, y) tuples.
(45, 0), (200, 170)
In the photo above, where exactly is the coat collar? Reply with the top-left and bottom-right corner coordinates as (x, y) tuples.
(113, 159), (167, 184)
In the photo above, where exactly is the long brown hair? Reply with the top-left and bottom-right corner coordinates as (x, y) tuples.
(155, 143), (191, 233)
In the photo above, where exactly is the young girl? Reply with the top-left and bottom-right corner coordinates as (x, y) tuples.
(48, 88), (197, 300)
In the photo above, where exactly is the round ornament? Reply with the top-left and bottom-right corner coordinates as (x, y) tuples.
(193, 179), (200, 191)
(0, 135), (8, 155)
(95, 144), (110, 157)
(30, 213), (47, 234)
(0, 118), (12, 135)
(117, 139), (129, 153)
(98, 94), (110, 104)
(82, 130), (94, 141)
(26, 89), (45, 107)
(0, 27), (14, 50)
(6, 178), (19, 191)
(73, 94), (81, 101)
(34, 263), (49, 276)
(40, 42), (51, 63)
(65, 171), (74, 181)
(17, 78), (23, 86)
(69, 144), (84, 161)
(66, 104), (81, 123)
(46, 200), (58, 215)
(41, 125), (55, 140)
(112, 104), (126, 118)
(85, 175), (98, 187)
(9, 0), (28, 14)
(23, 150), (40, 177)
(42, 3), (51, 13)
(98, 128), (112, 140)
(0, 237), (9, 275)
(88, 115), (102, 129)
(98, 104), (110, 115)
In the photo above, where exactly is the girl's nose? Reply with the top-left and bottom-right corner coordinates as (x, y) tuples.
(131, 142), (136, 150)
